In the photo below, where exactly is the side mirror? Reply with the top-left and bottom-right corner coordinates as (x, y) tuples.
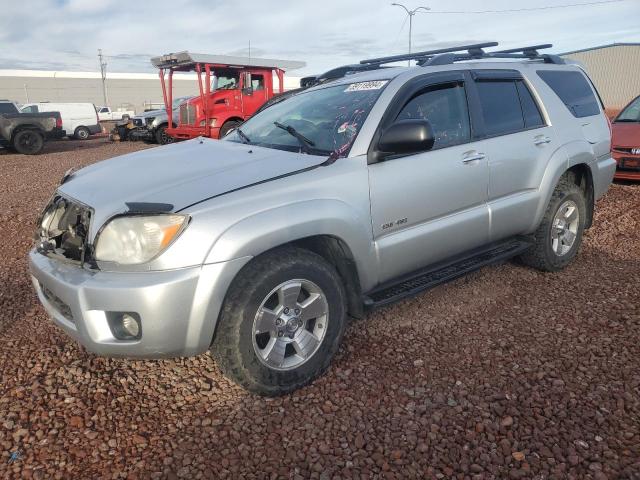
(377, 119), (435, 157)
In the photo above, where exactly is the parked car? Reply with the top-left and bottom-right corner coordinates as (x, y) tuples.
(21, 103), (101, 140)
(0, 100), (65, 154)
(129, 96), (194, 144)
(29, 43), (615, 395)
(97, 106), (135, 122)
(611, 94), (640, 181)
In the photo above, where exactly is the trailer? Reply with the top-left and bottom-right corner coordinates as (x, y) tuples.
(151, 51), (305, 141)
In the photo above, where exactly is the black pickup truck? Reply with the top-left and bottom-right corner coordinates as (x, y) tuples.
(0, 101), (65, 155)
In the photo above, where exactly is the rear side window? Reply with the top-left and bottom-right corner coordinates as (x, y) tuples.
(0, 103), (17, 114)
(516, 81), (544, 128)
(21, 105), (39, 114)
(537, 70), (600, 118)
(396, 82), (471, 149)
(475, 81), (524, 136)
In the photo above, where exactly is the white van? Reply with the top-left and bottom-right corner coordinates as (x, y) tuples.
(20, 103), (101, 140)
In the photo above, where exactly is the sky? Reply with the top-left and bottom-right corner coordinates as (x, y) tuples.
(0, 0), (639, 76)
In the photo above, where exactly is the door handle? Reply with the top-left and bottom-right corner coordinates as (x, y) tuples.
(462, 153), (486, 164)
(534, 136), (551, 145)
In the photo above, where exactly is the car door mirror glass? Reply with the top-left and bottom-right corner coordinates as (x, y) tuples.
(378, 119), (435, 156)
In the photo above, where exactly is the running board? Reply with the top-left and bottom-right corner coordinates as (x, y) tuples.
(363, 238), (532, 309)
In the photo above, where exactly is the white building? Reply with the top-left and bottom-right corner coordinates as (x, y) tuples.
(0, 70), (302, 114)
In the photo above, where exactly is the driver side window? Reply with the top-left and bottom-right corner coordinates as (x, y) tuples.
(396, 82), (470, 150)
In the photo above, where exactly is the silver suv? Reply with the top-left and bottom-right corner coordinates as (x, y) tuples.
(29, 43), (615, 395)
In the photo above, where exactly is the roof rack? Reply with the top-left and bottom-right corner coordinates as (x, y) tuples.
(305, 42), (563, 88)
(360, 42), (499, 66)
(423, 43), (564, 66)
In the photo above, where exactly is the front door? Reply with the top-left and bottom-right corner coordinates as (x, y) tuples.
(368, 73), (490, 283)
(241, 71), (269, 117)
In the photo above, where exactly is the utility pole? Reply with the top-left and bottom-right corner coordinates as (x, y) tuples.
(391, 3), (431, 65)
(98, 49), (108, 106)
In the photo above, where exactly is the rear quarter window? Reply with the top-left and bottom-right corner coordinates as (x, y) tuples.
(537, 70), (600, 118)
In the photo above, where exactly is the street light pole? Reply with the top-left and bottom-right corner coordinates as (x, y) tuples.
(98, 49), (108, 106)
(391, 3), (431, 64)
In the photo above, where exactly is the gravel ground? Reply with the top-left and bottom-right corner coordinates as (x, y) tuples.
(0, 138), (638, 479)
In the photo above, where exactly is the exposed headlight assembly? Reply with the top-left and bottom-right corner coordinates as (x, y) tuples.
(95, 214), (189, 265)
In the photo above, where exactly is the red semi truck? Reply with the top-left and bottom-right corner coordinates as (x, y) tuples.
(151, 52), (305, 141)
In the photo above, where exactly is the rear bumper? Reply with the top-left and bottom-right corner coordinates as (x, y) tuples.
(47, 128), (66, 140)
(28, 249), (250, 358)
(592, 154), (617, 199)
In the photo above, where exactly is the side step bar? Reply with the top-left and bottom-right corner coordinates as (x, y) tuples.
(363, 238), (533, 309)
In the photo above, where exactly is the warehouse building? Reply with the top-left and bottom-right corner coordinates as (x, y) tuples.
(561, 42), (640, 115)
(0, 69), (302, 114)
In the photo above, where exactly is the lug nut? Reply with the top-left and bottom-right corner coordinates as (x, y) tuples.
(275, 318), (282, 326)
(284, 307), (290, 314)
(277, 331), (284, 337)
(318, 324), (323, 329)
(294, 308), (300, 315)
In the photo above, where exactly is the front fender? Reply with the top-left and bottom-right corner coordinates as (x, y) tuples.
(204, 199), (378, 291)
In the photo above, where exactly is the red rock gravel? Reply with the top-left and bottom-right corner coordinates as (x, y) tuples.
(0, 138), (638, 479)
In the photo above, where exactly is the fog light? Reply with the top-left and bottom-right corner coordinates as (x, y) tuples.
(107, 312), (142, 340)
(121, 314), (140, 337)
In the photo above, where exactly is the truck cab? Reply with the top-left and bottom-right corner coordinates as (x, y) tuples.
(151, 51), (305, 141)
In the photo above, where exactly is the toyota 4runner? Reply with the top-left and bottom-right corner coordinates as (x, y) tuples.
(29, 43), (615, 395)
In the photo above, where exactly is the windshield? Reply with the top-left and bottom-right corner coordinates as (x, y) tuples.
(224, 80), (388, 156)
(615, 96), (640, 122)
(172, 96), (192, 109)
(212, 71), (240, 91)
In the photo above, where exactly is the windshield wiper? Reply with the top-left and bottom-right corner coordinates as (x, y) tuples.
(236, 127), (251, 144)
(273, 121), (315, 152)
(614, 118), (639, 123)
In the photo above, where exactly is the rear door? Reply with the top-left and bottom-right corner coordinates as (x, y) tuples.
(367, 71), (490, 283)
(466, 70), (556, 241)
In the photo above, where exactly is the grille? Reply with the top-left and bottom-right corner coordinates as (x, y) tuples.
(36, 194), (92, 264)
(180, 103), (195, 125)
(40, 282), (73, 321)
(618, 157), (640, 171)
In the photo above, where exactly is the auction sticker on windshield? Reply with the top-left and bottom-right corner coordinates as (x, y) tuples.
(345, 80), (388, 92)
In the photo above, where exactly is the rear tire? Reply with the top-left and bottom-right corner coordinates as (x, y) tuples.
(211, 247), (347, 395)
(518, 176), (586, 272)
(13, 129), (44, 155)
(74, 126), (90, 140)
(219, 120), (242, 138)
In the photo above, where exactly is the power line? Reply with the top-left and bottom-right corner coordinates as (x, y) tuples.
(419, 0), (626, 14)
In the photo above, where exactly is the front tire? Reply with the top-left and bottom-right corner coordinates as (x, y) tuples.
(219, 120), (242, 138)
(211, 247), (347, 395)
(155, 125), (174, 145)
(74, 126), (90, 140)
(519, 176), (586, 272)
(13, 129), (44, 155)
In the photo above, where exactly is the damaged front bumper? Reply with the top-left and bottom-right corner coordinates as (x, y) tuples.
(28, 250), (250, 358)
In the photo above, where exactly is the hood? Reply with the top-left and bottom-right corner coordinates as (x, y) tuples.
(135, 109), (168, 119)
(59, 138), (329, 237)
(612, 122), (640, 148)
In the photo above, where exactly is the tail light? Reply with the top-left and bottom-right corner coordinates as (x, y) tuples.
(56, 116), (62, 128)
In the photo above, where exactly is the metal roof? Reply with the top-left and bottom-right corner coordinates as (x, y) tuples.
(150, 51), (306, 71)
(560, 42), (640, 56)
